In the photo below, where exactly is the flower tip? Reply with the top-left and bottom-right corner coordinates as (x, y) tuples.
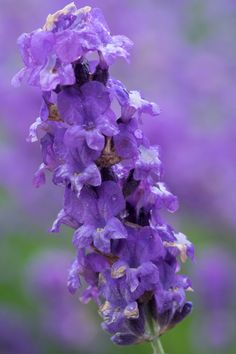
(111, 333), (139, 346)
(11, 74), (21, 88)
(155, 105), (161, 115)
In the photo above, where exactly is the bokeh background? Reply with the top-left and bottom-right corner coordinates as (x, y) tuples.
(1, 0), (236, 353)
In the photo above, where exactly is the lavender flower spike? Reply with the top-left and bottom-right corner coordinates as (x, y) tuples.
(13, 3), (194, 352)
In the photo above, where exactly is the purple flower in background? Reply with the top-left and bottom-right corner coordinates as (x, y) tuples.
(142, 0), (236, 232)
(192, 248), (236, 351)
(26, 249), (97, 350)
(0, 307), (38, 354)
(14, 2), (194, 351)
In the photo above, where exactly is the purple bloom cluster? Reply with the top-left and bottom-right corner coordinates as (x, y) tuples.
(12, 2), (132, 91)
(14, 2), (194, 346)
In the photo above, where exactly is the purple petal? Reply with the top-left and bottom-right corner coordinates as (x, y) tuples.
(98, 181), (125, 220)
(55, 30), (82, 64)
(105, 217), (128, 240)
(67, 258), (81, 294)
(85, 129), (105, 151)
(74, 163), (101, 195)
(73, 225), (95, 248)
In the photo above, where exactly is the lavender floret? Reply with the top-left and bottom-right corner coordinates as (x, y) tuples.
(13, 2), (194, 349)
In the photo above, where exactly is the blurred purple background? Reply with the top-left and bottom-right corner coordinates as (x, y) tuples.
(0, 1), (236, 354)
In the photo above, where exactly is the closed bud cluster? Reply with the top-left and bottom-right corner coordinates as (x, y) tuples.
(13, 2), (194, 347)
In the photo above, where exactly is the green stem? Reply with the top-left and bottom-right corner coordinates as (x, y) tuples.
(144, 304), (165, 354)
(151, 336), (165, 354)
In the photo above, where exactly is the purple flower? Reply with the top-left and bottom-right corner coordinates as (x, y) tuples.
(109, 79), (160, 121)
(57, 81), (118, 151)
(14, 2), (194, 349)
(110, 226), (164, 296)
(73, 181), (127, 253)
(3, 0), (236, 237)
(134, 145), (162, 184)
(12, 3), (133, 91)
